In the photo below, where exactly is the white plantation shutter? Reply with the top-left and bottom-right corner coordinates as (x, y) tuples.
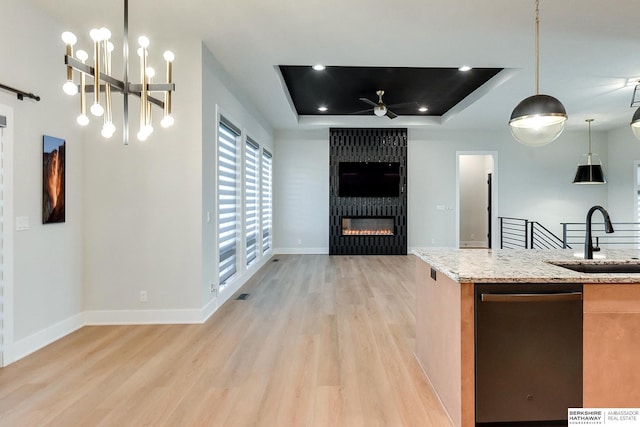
(218, 119), (240, 285)
(261, 149), (273, 253)
(245, 139), (259, 266)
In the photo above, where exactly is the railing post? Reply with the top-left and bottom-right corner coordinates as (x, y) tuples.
(562, 223), (568, 249)
(525, 219), (529, 249)
(500, 217), (504, 249)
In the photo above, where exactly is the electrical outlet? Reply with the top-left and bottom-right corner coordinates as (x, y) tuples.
(211, 283), (218, 295)
(139, 290), (148, 303)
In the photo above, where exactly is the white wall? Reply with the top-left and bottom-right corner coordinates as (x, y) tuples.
(201, 44), (274, 311)
(274, 126), (610, 252)
(273, 129), (329, 253)
(606, 126), (640, 222)
(0, 0), (84, 359)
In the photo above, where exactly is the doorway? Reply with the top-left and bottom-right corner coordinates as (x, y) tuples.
(457, 152), (497, 249)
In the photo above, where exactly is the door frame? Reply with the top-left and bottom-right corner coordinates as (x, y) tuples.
(0, 104), (15, 367)
(455, 151), (498, 250)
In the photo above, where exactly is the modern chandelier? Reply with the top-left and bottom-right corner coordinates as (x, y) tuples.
(61, 0), (175, 144)
(509, 0), (567, 146)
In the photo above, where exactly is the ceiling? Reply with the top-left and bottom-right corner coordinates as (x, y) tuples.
(28, 0), (640, 132)
(278, 65), (503, 119)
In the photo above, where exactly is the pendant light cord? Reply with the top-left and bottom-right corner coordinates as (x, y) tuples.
(587, 119), (594, 165)
(535, 0), (540, 95)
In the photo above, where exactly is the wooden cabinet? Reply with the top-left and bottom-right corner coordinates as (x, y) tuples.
(583, 284), (640, 407)
(415, 261), (474, 427)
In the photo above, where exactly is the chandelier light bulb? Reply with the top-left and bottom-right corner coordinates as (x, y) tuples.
(107, 41), (115, 53)
(137, 47), (146, 58)
(101, 121), (116, 138)
(99, 27), (111, 40)
(90, 102), (104, 116)
(63, 80), (78, 96)
(146, 67), (155, 79)
(61, 31), (77, 46)
(161, 115), (175, 128)
(136, 130), (148, 141)
(89, 28), (101, 42)
(76, 49), (89, 62)
(163, 51), (175, 62)
(138, 36), (150, 48)
(76, 114), (90, 126)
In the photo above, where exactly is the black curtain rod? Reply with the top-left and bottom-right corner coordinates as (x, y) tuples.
(0, 83), (41, 101)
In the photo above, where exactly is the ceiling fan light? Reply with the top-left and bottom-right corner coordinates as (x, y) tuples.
(374, 104), (387, 116)
(631, 107), (640, 140)
(509, 94), (567, 146)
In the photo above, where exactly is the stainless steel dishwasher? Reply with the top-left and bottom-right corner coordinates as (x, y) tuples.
(475, 283), (583, 426)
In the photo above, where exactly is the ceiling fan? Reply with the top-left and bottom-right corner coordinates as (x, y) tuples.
(359, 90), (398, 119)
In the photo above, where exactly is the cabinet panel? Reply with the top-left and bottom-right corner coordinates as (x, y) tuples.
(583, 285), (640, 407)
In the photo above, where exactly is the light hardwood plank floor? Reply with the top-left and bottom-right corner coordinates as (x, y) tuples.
(0, 255), (452, 427)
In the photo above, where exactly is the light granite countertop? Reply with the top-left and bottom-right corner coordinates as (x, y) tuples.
(412, 248), (640, 283)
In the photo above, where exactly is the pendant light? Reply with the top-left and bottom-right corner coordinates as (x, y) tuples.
(573, 119), (606, 184)
(509, 0), (567, 146)
(631, 107), (640, 140)
(630, 82), (640, 139)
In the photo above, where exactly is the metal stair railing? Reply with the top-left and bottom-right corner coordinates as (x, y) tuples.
(499, 217), (569, 249)
(562, 222), (640, 249)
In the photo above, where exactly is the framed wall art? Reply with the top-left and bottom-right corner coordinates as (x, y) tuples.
(42, 135), (66, 224)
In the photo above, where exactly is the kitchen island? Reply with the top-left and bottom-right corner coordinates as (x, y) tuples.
(413, 248), (640, 427)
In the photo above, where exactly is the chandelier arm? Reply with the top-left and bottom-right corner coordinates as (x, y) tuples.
(123, 0), (129, 144)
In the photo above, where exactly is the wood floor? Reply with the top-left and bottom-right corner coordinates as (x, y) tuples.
(0, 255), (452, 427)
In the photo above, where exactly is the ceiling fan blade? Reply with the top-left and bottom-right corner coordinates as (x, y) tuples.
(359, 97), (378, 108)
(386, 109), (399, 119)
(385, 101), (420, 109)
(349, 108), (375, 115)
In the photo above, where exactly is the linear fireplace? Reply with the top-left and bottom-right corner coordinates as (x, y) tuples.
(342, 217), (394, 236)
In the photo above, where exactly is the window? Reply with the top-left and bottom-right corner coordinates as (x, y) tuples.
(218, 119), (240, 285)
(245, 139), (260, 266)
(262, 149), (273, 253)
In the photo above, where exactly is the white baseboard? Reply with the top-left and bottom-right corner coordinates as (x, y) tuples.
(459, 240), (488, 248)
(84, 308), (204, 325)
(274, 247), (329, 254)
(11, 312), (85, 364)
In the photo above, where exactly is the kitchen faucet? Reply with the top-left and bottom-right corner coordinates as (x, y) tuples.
(584, 205), (614, 259)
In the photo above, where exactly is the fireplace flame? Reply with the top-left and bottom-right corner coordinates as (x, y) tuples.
(342, 229), (394, 236)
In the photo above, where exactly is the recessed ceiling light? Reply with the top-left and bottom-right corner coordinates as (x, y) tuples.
(458, 65), (472, 72)
(418, 106), (428, 112)
(312, 64), (326, 71)
(318, 106), (328, 112)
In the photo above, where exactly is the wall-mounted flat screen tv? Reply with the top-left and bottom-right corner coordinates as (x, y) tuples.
(338, 162), (401, 197)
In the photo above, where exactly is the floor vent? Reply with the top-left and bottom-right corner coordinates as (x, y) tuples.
(236, 293), (250, 300)
(272, 259), (279, 262)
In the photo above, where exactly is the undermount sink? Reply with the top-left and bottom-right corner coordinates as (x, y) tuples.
(547, 261), (640, 274)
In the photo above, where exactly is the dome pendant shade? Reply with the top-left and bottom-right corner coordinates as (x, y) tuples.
(509, 94), (568, 146)
(631, 106), (640, 140)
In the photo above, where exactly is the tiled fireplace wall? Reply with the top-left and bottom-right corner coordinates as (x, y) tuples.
(329, 128), (408, 255)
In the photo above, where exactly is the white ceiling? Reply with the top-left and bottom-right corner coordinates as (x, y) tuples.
(30, 0), (640, 132)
